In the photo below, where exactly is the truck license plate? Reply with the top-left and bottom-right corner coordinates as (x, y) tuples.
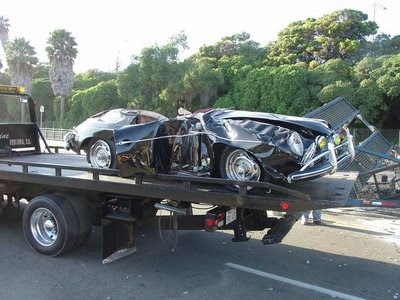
(226, 208), (237, 225)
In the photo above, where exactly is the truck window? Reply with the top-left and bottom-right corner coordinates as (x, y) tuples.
(0, 96), (31, 123)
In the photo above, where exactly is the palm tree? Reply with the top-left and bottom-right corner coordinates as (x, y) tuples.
(0, 16), (10, 71)
(0, 16), (10, 47)
(46, 29), (78, 128)
(4, 37), (38, 121)
(5, 37), (38, 91)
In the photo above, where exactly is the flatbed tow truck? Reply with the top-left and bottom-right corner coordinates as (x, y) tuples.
(0, 86), (399, 263)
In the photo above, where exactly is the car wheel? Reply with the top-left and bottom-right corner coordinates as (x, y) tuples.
(219, 147), (263, 188)
(87, 138), (116, 169)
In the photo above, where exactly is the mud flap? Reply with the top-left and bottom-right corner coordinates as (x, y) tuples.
(102, 219), (136, 264)
(262, 212), (302, 245)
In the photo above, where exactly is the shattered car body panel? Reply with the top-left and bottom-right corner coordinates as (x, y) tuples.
(115, 109), (355, 183)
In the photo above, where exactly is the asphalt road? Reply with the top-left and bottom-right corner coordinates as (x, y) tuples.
(0, 206), (399, 300)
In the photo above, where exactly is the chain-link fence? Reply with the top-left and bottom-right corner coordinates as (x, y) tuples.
(40, 128), (70, 141)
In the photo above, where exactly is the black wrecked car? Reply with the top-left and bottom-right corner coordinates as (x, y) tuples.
(114, 108), (355, 184)
(64, 109), (167, 168)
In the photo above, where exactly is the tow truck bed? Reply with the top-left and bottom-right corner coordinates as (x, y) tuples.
(0, 152), (358, 212)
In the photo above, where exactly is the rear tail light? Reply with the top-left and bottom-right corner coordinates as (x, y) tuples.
(205, 208), (228, 232)
(280, 202), (289, 211)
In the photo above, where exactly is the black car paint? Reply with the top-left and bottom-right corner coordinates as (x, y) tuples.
(65, 109), (166, 155)
(114, 109), (337, 180)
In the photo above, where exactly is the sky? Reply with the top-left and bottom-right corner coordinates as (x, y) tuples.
(1, 0), (399, 73)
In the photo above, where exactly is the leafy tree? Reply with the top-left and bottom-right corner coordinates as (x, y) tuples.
(46, 29), (78, 128)
(117, 63), (141, 103)
(0, 71), (10, 85)
(215, 65), (311, 116)
(33, 63), (50, 79)
(312, 53), (400, 125)
(197, 32), (265, 63)
(352, 34), (400, 60)
(314, 59), (353, 84)
(354, 79), (384, 121)
(213, 94), (236, 109)
(31, 78), (56, 126)
(306, 58), (355, 107)
(375, 55), (400, 98)
(139, 35), (187, 111)
(74, 69), (116, 90)
(117, 33), (188, 116)
(267, 9), (377, 65)
(317, 80), (356, 103)
(65, 80), (125, 128)
(4, 37), (38, 92)
(183, 57), (223, 109)
(188, 32), (266, 108)
(197, 32), (265, 86)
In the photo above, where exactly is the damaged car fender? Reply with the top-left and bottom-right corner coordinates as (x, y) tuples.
(115, 121), (166, 177)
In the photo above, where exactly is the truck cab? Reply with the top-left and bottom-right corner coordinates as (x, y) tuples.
(0, 85), (42, 156)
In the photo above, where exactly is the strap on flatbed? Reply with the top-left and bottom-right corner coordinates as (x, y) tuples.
(345, 198), (400, 208)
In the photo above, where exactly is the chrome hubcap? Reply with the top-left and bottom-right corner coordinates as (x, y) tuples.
(90, 140), (112, 168)
(225, 150), (261, 181)
(30, 208), (58, 247)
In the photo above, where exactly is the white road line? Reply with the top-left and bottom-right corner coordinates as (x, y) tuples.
(225, 262), (365, 300)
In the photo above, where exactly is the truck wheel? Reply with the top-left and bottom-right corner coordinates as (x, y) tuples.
(22, 194), (79, 256)
(87, 138), (116, 169)
(57, 193), (92, 248)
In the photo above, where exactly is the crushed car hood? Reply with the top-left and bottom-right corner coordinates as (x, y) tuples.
(202, 109), (332, 136)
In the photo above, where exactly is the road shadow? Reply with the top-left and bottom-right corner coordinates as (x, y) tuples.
(321, 221), (394, 236)
(1, 207), (399, 300)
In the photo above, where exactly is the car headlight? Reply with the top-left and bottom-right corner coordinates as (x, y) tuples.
(288, 132), (304, 156)
(333, 129), (347, 146)
(64, 131), (77, 144)
(316, 136), (326, 149)
(333, 134), (342, 145)
(64, 132), (73, 142)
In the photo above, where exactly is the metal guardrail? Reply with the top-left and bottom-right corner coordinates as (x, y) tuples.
(40, 128), (70, 141)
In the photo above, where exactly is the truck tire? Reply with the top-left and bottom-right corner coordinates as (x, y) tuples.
(22, 194), (79, 256)
(56, 193), (92, 248)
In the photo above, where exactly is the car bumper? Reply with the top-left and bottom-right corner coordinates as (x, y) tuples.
(64, 131), (80, 153)
(287, 136), (355, 183)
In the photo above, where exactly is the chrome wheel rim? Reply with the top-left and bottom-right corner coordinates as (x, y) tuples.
(30, 208), (58, 247)
(90, 140), (112, 168)
(225, 149), (261, 182)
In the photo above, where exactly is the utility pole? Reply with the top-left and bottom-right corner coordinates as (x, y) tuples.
(372, 2), (387, 21)
(372, 2), (387, 40)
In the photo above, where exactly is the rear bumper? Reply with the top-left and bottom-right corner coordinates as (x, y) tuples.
(287, 136), (355, 183)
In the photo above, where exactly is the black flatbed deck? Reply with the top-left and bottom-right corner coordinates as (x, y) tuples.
(0, 152), (358, 212)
